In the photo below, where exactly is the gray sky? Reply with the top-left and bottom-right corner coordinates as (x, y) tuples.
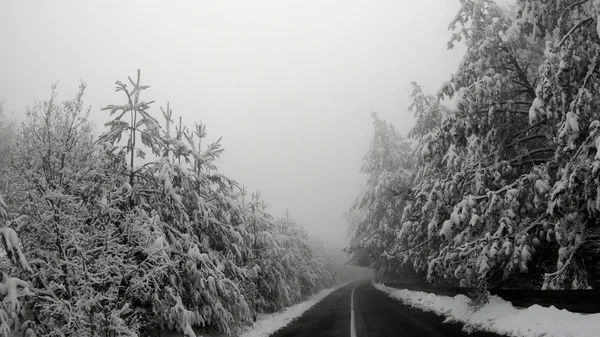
(1, 0), (465, 248)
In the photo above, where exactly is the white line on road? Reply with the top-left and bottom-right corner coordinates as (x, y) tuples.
(350, 284), (358, 337)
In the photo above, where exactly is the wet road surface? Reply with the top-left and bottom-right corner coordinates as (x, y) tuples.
(269, 280), (507, 337)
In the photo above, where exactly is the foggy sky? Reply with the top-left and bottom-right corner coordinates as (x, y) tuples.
(1, 0), (465, 248)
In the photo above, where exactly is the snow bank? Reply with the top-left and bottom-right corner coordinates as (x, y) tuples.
(237, 281), (351, 337)
(375, 283), (600, 337)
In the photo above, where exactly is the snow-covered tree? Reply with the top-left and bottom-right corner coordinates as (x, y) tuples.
(2, 82), (149, 336)
(345, 113), (414, 275)
(0, 103), (16, 197)
(384, 0), (553, 289)
(243, 195), (346, 314)
(373, 0), (600, 290)
(95, 71), (256, 336)
(2, 70), (352, 336)
(94, 70), (349, 335)
(516, 0), (600, 289)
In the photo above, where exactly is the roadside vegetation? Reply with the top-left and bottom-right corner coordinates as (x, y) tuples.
(0, 72), (350, 337)
(347, 0), (600, 291)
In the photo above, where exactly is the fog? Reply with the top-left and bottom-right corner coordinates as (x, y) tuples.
(1, 0), (465, 248)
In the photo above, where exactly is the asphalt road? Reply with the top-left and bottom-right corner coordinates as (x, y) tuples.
(269, 280), (507, 337)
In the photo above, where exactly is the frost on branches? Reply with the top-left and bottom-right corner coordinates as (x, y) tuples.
(350, 0), (600, 291)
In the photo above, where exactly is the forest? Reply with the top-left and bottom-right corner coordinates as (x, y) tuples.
(346, 0), (600, 291)
(0, 72), (351, 336)
(3, 0), (600, 336)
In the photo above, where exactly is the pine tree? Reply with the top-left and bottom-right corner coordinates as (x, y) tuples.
(345, 113), (414, 277)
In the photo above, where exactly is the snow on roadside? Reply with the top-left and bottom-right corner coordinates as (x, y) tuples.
(237, 281), (351, 337)
(375, 283), (600, 337)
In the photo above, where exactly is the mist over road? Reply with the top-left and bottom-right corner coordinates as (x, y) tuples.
(269, 280), (506, 337)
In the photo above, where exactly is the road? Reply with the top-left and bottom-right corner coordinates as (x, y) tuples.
(269, 280), (506, 337)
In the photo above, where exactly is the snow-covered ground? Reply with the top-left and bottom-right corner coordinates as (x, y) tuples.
(375, 283), (600, 337)
(237, 281), (351, 337)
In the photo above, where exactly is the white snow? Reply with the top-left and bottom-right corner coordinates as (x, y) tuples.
(595, 136), (600, 160)
(0, 227), (32, 273)
(596, 17), (600, 42)
(595, 1), (600, 39)
(528, 97), (543, 124)
(0, 277), (32, 312)
(566, 111), (580, 134)
(237, 282), (351, 337)
(375, 283), (600, 337)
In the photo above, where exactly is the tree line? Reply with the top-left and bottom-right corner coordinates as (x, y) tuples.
(0, 71), (350, 337)
(347, 0), (600, 291)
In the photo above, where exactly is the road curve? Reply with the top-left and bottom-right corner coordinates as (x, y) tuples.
(269, 280), (507, 337)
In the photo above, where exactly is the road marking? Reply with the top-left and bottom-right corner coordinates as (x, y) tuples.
(350, 284), (358, 337)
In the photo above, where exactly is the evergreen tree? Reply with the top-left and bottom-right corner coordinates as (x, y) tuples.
(345, 113), (414, 276)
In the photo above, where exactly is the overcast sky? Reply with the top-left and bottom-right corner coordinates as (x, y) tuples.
(1, 0), (465, 248)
